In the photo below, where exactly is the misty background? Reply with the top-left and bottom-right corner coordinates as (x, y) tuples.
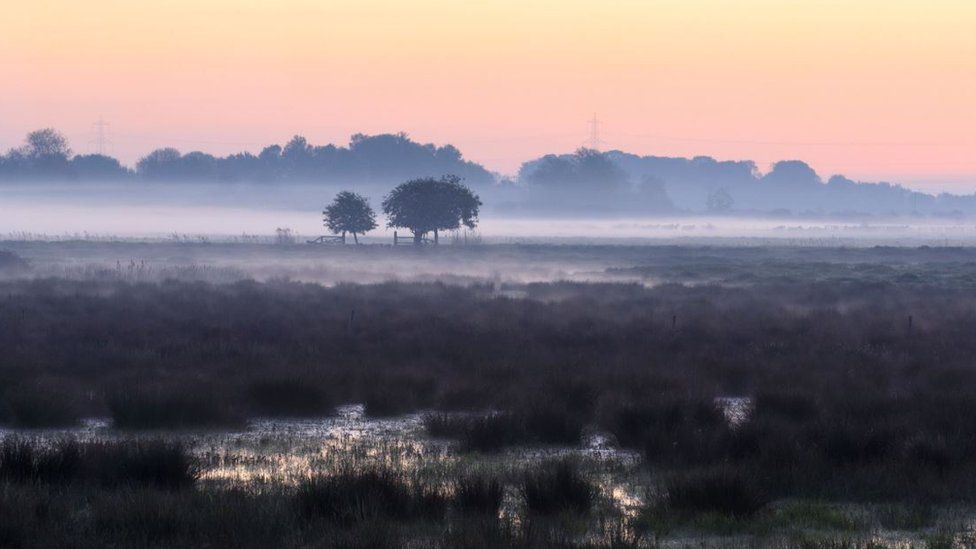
(2, 128), (975, 243)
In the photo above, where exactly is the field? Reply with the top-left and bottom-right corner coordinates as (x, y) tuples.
(3, 241), (976, 547)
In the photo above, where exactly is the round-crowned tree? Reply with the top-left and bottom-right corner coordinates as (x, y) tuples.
(323, 191), (377, 244)
(382, 175), (481, 244)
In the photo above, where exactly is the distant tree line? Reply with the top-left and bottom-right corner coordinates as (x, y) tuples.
(0, 129), (494, 185)
(4, 128), (975, 216)
(517, 148), (976, 216)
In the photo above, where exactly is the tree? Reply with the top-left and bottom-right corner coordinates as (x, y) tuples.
(16, 129), (72, 177)
(706, 188), (734, 213)
(382, 175), (481, 244)
(136, 148), (181, 179)
(323, 191), (377, 244)
(23, 128), (71, 160)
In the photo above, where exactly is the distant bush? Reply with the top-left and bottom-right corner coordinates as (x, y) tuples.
(453, 474), (504, 516)
(0, 438), (198, 489)
(245, 378), (333, 417)
(603, 398), (730, 465)
(425, 405), (584, 453)
(521, 460), (594, 516)
(296, 469), (446, 525)
(0, 383), (83, 428)
(108, 386), (242, 429)
(425, 412), (525, 453)
(662, 468), (768, 518)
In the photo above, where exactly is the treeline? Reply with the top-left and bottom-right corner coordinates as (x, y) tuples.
(519, 149), (976, 216)
(0, 129), (494, 186)
(4, 128), (974, 216)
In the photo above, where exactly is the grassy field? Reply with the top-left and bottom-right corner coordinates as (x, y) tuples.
(2, 242), (976, 546)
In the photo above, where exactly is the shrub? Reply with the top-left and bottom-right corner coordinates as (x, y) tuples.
(245, 378), (333, 417)
(88, 440), (199, 489)
(425, 406), (583, 453)
(520, 402), (585, 446)
(108, 386), (241, 429)
(296, 469), (446, 525)
(453, 474), (504, 516)
(604, 399), (730, 465)
(425, 413), (526, 453)
(662, 468), (768, 519)
(0, 438), (198, 489)
(521, 460), (594, 516)
(0, 384), (82, 428)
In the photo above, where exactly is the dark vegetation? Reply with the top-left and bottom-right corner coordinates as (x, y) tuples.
(453, 474), (505, 516)
(322, 191), (377, 244)
(382, 175), (482, 243)
(521, 460), (595, 516)
(5, 128), (975, 216)
(3, 269), (976, 507)
(108, 385), (244, 429)
(659, 468), (768, 519)
(0, 250), (29, 273)
(424, 403), (586, 452)
(296, 468), (447, 525)
(5, 245), (976, 544)
(0, 438), (197, 488)
(0, 437), (602, 548)
(0, 129), (493, 186)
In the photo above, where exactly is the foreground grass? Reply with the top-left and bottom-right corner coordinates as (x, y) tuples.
(3, 435), (972, 548)
(4, 246), (976, 544)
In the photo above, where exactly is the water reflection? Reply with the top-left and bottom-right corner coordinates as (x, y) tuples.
(0, 403), (646, 532)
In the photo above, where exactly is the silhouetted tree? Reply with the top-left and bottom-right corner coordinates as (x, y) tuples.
(382, 175), (481, 244)
(23, 128), (71, 160)
(8, 128), (73, 178)
(323, 191), (377, 244)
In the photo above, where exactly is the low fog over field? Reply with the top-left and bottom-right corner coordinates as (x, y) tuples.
(2, 130), (975, 246)
(2, 182), (976, 246)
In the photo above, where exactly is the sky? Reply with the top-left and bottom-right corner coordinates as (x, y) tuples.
(2, 0), (974, 192)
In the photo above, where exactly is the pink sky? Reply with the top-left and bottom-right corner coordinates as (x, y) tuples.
(2, 0), (974, 191)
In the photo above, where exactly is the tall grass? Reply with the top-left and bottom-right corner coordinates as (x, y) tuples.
(2, 272), (976, 503)
(0, 437), (198, 488)
(661, 468), (769, 519)
(453, 474), (504, 516)
(296, 468), (447, 525)
(521, 460), (595, 516)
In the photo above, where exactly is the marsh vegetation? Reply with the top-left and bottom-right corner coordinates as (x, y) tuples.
(3, 242), (976, 546)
